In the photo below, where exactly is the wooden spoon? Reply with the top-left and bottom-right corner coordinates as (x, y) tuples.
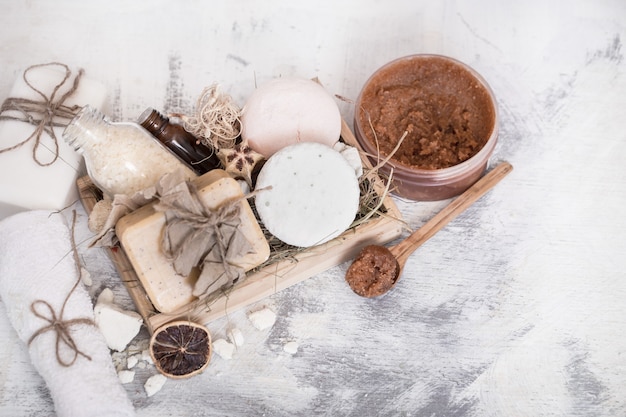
(346, 161), (513, 298)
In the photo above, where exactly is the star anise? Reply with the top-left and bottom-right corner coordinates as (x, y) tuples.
(217, 141), (265, 187)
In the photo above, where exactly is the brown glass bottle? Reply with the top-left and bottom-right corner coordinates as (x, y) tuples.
(138, 108), (221, 175)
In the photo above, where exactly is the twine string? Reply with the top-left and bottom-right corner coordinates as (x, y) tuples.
(153, 178), (261, 298)
(0, 62), (84, 166)
(27, 210), (95, 367)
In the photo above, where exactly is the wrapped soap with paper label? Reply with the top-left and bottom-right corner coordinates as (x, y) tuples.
(116, 169), (270, 313)
(0, 63), (107, 219)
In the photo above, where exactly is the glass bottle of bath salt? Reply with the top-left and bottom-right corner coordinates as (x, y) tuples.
(137, 108), (221, 175)
(63, 105), (196, 197)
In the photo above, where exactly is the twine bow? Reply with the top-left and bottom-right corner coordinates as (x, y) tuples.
(0, 62), (83, 166)
(27, 211), (95, 367)
(153, 174), (256, 298)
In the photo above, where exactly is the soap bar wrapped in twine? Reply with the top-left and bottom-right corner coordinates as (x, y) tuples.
(153, 172), (258, 298)
(0, 62), (83, 166)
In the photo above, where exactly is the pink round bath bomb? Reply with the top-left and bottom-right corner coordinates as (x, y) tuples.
(241, 77), (341, 157)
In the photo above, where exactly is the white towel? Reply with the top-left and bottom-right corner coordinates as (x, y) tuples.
(0, 210), (135, 417)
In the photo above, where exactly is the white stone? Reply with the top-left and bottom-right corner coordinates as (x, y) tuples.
(213, 338), (235, 360)
(96, 287), (115, 305)
(227, 328), (245, 347)
(283, 341), (299, 355)
(117, 370), (135, 384)
(126, 355), (139, 369)
(141, 349), (154, 365)
(333, 142), (363, 178)
(144, 374), (167, 397)
(94, 299), (143, 352)
(248, 307), (277, 331)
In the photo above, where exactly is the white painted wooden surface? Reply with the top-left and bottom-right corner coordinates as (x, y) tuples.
(1, 0), (626, 415)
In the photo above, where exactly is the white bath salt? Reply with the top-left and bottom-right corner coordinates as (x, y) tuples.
(117, 370), (135, 384)
(80, 267), (92, 286)
(248, 307), (277, 331)
(144, 374), (167, 397)
(94, 296), (143, 352)
(213, 338), (235, 360)
(126, 355), (139, 369)
(333, 142), (363, 178)
(64, 106), (196, 198)
(227, 328), (245, 347)
(283, 341), (299, 355)
(136, 361), (147, 369)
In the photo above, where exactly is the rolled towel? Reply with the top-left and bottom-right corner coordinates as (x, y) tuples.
(0, 210), (135, 417)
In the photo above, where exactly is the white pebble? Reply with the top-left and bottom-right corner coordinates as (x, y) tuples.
(227, 328), (245, 347)
(141, 349), (154, 364)
(117, 370), (135, 384)
(96, 288), (115, 305)
(333, 142), (363, 178)
(213, 338), (235, 360)
(94, 299), (143, 352)
(126, 355), (139, 369)
(144, 374), (167, 397)
(248, 307), (276, 330)
(283, 341), (299, 355)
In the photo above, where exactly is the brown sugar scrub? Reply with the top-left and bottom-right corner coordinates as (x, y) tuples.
(354, 54), (499, 201)
(346, 245), (399, 297)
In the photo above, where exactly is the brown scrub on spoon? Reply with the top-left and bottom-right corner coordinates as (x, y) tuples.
(345, 161), (513, 298)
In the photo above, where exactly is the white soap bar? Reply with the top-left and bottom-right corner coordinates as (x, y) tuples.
(254, 142), (360, 247)
(241, 77), (341, 157)
(0, 65), (107, 219)
(116, 169), (270, 313)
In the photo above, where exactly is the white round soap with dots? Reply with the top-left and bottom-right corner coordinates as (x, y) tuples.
(254, 142), (360, 248)
(241, 77), (341, 157)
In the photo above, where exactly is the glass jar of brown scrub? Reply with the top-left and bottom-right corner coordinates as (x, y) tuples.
(354, 54), (498, 201)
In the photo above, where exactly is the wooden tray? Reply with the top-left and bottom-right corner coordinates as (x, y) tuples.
(78, 119), (404, 333)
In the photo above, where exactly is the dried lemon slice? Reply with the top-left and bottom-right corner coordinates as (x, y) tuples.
(149, 320), (212, 379)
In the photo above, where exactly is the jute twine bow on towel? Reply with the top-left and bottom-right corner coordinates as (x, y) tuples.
(0, 62), (83, 166)
(27, 210), (95, 367)
(153, 174), (256, 298)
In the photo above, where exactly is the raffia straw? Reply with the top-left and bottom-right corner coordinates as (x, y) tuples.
(172, 84), (241, 151)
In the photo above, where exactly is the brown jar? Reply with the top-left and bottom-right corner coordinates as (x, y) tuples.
(138, 108), (221, 175)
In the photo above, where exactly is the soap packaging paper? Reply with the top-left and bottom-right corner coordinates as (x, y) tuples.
(0, 64), (108, 219)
